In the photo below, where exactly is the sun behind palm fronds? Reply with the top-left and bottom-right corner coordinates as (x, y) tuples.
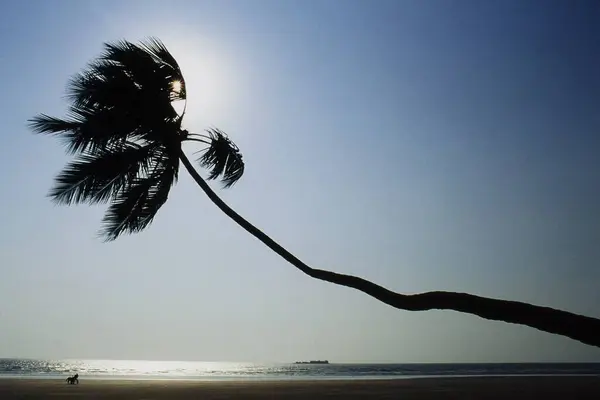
(29, 38), (244, 241)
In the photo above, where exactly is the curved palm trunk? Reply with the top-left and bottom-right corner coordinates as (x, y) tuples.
(179, 151), (600, 348)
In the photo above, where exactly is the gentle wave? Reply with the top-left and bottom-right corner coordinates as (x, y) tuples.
(1, 359), (599, 380)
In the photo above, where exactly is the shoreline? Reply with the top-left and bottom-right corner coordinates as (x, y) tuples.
(1, 373), (599, 381)
(0, 376), (599, 399)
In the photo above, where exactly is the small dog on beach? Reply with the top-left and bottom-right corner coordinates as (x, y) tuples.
(66, 373), (79, 384)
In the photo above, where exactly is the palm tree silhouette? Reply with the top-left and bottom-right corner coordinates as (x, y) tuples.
(29, 38), (599, 348)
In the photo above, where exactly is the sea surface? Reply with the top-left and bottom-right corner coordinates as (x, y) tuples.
(1, 359), (599, 380)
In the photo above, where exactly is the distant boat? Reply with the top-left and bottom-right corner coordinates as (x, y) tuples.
(294, 360), (329, 364)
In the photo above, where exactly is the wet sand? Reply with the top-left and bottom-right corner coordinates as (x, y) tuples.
(0, 376), (599, 399)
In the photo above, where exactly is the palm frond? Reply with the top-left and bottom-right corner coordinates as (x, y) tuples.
(28, 113), (90, 154)
(197, 128), (245, 188)
(140, 37), (180, 71)
(49, 142), (155, 205)
(99, 176), (157, 241)
(66, 63), (139, 109)
(99, 40), (159, 87)
(30, 106), (145, 154)
(139, 37), (186, 101)
(100, 151), (179, 241)
(100, 38), (185, 103)
(28, 114), (80, 135)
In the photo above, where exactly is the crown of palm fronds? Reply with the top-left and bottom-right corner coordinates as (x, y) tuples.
(197, 128), (244, 188)
(29, 38), (245, 241)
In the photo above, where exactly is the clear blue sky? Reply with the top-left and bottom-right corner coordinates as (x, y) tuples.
(1, 0), (599, 362)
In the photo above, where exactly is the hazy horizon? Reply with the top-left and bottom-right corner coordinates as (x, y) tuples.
(2, 357), (600, 364)
(1, 0), (599, 363)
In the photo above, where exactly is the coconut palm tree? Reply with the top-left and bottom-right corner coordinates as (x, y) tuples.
(29, 38), (600, 348)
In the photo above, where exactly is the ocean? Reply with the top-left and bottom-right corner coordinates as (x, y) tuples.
(1, 359), (599, 380)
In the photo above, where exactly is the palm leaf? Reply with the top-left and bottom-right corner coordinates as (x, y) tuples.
(100, 39), (185, 103)
(49, 143), (155, 205)
(66, 62), (140, 109)
(197, 128), (245, 188)
(138, 37), (186, 102)
(100, 176), (157, 240)
(29, 106), (141, 154)
(28, 114), (79, 135)
(100, 151), (178, 241)
(99, 40), (161, 90)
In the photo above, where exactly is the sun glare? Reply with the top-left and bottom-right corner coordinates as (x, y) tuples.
(161, 37), (243, 124)
(171, 80), (182, 94)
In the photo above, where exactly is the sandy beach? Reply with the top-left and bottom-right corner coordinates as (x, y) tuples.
(0, 376), (599, 399)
